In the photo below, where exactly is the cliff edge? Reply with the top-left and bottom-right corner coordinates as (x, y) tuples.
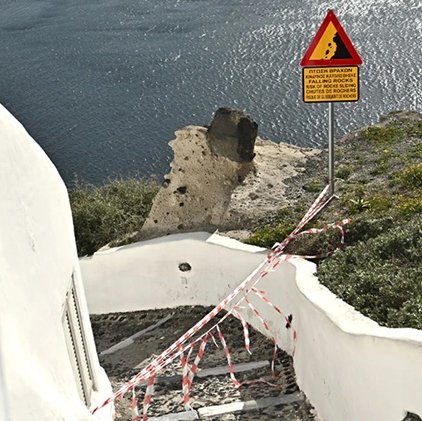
(139, 108), (320, 240)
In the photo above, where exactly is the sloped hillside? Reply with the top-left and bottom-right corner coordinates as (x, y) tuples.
(247, 111), (422, 329)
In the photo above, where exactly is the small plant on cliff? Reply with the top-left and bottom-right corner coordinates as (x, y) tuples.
(69, 177), (159, 256)
(246, 206), (303, 249)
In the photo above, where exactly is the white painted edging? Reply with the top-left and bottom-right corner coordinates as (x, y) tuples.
(100, 314), (173, 356)
(148, 392), (303, 420)
(81, 233), (422, 421)
(197, 392), (304, 417)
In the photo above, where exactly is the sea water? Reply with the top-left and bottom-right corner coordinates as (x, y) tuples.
(0, 0), (420, 185)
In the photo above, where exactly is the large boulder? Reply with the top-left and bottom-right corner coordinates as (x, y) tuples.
(207, 107), (258, 162)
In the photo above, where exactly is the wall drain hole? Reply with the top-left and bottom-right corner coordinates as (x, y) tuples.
(179, 263), (192, 272)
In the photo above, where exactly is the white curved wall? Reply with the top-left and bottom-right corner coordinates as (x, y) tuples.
(81, 233), (422, 421)
(238, 260), (422, 421)
(80, 232), (267, 314)
(0, 104), (112, 420)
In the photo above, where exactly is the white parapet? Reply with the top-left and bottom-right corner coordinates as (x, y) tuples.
(80, 231), (266, 314)
(81, 232), (422, 421)
(234, 258), (422, 421)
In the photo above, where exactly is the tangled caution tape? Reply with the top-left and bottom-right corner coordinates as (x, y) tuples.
(91, 185), (350, 419)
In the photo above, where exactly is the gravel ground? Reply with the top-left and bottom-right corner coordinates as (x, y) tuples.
(91, 306), (316, 420)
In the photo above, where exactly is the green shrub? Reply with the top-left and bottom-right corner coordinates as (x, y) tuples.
(405, 121), (422, 139)
(318, 218), (422, 329)
(246, 221), (297, 248)
(70, 178), (159, 256)
(363, 126), (405, 145)
(366, 194), (392, 214)
(396, 196), (422, 217)
(335, 164), (354, 180)
(303, 178), (324, 193)
(394, 163), (422, 189)
(370, 149), (393, 176)
(408, 143), (422, 159)
(340, 186), (370, 215)
(343, 214), (396, 245)
(247, 204), (317, 249)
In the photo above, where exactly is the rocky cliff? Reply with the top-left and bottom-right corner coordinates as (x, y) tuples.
(139, 108), (320, 240)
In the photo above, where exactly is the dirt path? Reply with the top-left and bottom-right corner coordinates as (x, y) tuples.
(91, 306), (316, 420)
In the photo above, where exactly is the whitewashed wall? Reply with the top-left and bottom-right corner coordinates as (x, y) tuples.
(0, 334), (9, 421)
(80, 232), (266, 314)
(81, 233), (422, 421)
(0, 104), (112, 421)
(238, 260), (422, 421)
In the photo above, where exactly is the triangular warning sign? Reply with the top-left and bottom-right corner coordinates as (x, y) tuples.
(300, 10), (362, 66)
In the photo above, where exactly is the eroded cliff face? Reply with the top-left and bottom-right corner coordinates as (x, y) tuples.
(139, 109), (320, 240)
(140, 124), (253, 239)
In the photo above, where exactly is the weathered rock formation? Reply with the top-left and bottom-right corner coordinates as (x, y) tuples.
(207, 107), (257, 162)
(139, 108), (320, 240)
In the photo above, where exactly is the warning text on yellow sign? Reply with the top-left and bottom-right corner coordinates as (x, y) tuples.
(302, 66), (359, 103)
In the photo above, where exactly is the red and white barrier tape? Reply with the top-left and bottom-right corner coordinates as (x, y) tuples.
(243, 294), (278, 376)
(189, 335), (209, 384)
(250, 287), (289, 327)
(232, 308), (251, 355)
(280, 218), (350, 260)
(214, 325), (280, 389)
(131, 387), (139, 421)
(142, 375), (155, 421)
(182, 333), (209, 410)
(91, 185), (336, 417)
(180, 343), (194, 409)
(215, 325), (241, 388)
(268, 185), (332, 260)
(91, 258), (267, 414)
(249, 286), (298, 359)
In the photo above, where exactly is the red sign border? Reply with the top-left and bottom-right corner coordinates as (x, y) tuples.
(300, 10), (362, 67)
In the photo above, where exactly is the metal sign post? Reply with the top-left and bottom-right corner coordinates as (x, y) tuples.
(300, 10), (362, 198)
(328, 102), (335, 195)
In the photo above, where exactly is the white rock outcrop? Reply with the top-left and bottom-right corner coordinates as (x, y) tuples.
(140, 124), (320, 239)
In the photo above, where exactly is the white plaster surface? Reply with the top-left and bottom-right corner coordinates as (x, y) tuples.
(238, 260), (422, 421)
(0, 334), (10, 421)
(81, 233), (422, 421)
(81, 232), (267, 314)
(0, 104), (112, 420)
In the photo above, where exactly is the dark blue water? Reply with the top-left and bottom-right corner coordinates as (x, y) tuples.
(0, 0), (420, 186)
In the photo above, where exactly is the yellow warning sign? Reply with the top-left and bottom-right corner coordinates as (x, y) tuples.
(302, 66), (359, 103)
